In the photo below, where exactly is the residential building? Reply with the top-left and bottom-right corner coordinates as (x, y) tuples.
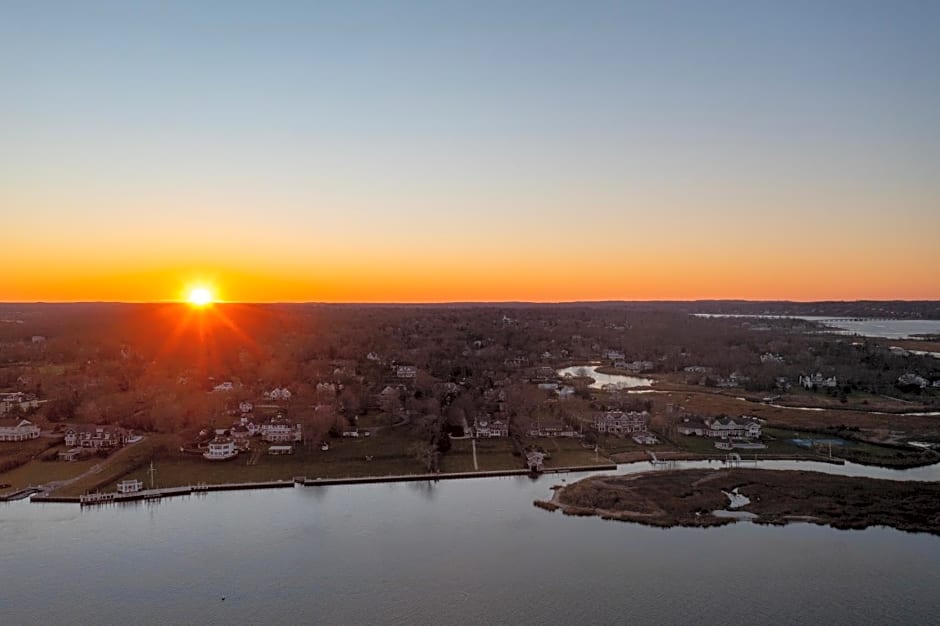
(799, 373), (838, 389)
(260, 417), (302, 443)
(0, 392), (40, 416)
(204, 436), (238, 460)
(705, 416), (762, 440)
(474, 418), (509, 438)
(264, 387), (292, 401)
(0, 419), (41, 442)
(395, 365), (418, 379)
(64, 426), (127, 449)
(593, 411), (649, 436)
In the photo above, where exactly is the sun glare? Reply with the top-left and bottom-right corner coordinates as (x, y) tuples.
(187, 287), (214, 307)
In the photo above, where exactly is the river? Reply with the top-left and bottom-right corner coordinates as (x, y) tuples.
(693, 314), (940, 340)
(2, 460), (939, 625)
(557, 365), (653, 389)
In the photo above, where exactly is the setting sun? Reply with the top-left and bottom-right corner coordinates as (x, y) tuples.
(187, 287), (214, 307)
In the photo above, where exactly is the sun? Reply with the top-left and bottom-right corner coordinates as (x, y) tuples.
(187, 287), (214, 307)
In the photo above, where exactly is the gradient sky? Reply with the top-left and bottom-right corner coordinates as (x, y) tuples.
(3, 1), (939, 302)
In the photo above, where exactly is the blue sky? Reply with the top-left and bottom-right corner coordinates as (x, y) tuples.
(2, 1), (939, 301)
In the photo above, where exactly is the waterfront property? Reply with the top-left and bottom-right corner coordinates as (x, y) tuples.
(64, 426), (128, 449)
(260, 417), (303, 443)
(203, 437), (238, 460)
(474, 417), (509, 438)
(593, 411), (649, 436)
(0, 392), (41, 416)
(0, 418), (41, 442)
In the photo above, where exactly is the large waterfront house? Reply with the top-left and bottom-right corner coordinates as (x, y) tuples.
(0, 418), (41, 442)
(0, 392), (41, 416)
(678, 416), (763, 448)
(593, 411), (649, 436)
(705, 416), (762, 439)
(64, 426), (127, 449)
(474, 417), (509, 438)
(204, 436), (238, 460)
(260, 417), (302, 443)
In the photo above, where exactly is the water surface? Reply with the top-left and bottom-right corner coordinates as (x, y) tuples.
(2, 460), (939, 625)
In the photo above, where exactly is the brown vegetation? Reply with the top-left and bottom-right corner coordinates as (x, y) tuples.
(543, 469), (940, 535)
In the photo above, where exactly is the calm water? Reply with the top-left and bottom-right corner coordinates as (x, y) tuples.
(2, 461), (940, 625)
(694, 314), (940, 339)
(557, 365), (654, 389)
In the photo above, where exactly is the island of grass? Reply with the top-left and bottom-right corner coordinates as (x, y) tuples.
(536, 468), (940, 536)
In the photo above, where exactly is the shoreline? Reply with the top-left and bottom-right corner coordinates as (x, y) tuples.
(26, 463), (618, 506)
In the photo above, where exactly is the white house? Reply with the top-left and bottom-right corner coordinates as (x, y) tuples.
(799, 373), (838, 389)
(31, 335), (47, 344)
(204, 436), (238, 460)
(264, 387), (292, 401)
(64, 426), (127, 449)
(705, 416), (762, 440)
(0, 392), (40, 416)
(213, 381), (235, 392)
(261, 417), (302, 443)
(395, 365), (418, 379)
(474, 418), (509, 438)
(760, 352), (784, 364)
(0, 419), (41, 442)
(239, 401), (254, 414)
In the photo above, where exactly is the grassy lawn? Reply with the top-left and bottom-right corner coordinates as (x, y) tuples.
(0, 457), (98, 493)
(83, 431), (428, 492)
(525, 437), (611, 467)
(439, 438), (520, 473)
(0, 437), (60, 475)
(52, 438), (170, 497)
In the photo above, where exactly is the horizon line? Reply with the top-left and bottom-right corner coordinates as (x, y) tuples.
(2, 298), (939, 306)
